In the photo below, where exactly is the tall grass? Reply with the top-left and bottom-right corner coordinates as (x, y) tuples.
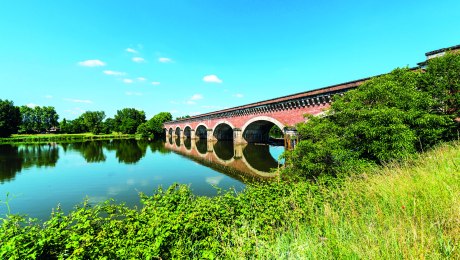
(225, 142), (460, 259)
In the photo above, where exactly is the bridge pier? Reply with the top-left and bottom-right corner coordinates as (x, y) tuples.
(284, 128), (298, 150)
(234, 144), (244, 159)
(207, 129), (215, 142)
(207, 141), (214, 152)
(233, 128), (245, 145)
(190, 129), (196, 139)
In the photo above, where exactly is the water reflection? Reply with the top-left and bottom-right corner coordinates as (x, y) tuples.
(164, 138), (283, 178)
(0, 141), (173, 183)
(70, 141), (107, 162)
(0, 138), (283, 184)
(0, 139), (247, 220)
(0, 144), (59, 183)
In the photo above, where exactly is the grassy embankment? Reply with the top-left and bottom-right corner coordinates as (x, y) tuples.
(0, 133), (136, 144)
(227, 141), (460, 259)
(0, 141), (459, 259)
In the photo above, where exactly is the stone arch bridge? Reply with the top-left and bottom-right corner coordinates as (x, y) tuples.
(164, 78), (367, 147)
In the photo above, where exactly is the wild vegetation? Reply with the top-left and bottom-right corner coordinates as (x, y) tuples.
(0, 52), (459, 258)
(283, 53), (459, 179)
(0, 141), (458, 259)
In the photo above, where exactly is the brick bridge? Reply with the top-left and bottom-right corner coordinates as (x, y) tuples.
(163, 44), (458, 147)
(163, 77), (367, 147)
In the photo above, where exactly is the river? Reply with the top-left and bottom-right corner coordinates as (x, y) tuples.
(0, 139), (284, 220)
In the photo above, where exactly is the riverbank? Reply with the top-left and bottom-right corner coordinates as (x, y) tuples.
(0, 133), (136, 144)
(0, 141), (458, 259)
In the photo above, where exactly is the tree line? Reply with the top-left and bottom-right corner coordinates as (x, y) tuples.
(0, 103), (172, 138)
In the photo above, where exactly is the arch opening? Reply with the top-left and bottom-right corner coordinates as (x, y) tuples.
(184, 126), (191, 139)
(175, 127), (181, 138)
(243, 120), (283, 144)
(196, 125), (207, 139)
(168, 128), (173, 136)
(213, 141), (234, 161)
(213, 123), (233, 141)
(175, 137), (180, 147)
(195, 139), (207, 154)
(184, 138), (191, 150)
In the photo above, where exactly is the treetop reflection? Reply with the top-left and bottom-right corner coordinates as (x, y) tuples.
(0, 140), (170, 183)
(0, 138), (283, 184)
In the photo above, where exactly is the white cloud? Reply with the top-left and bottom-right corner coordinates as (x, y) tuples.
(203, 74), (222, 83)
(103, 70), (126, 76)
(158, 57), (172, 63)
(125, 91), (143, 96)
(132, 57), (145, 63)
(78, 59), (106, 67)
(64, 107), (86, 115)
(234, 93), (244, 98)
(201, 105), (222, 109)
(206, 176), (224, 185)
(189, 111), (201, 116)
(190, 94), (203, 100)
(186, 100), (196, 105)
(64, 98), (93, 104)
(27, 103), (38, 108)
(151, 81), (161, 85)
(44, 95), (53, 99)
(125, 48), (137, 53)
(123, 79), (133, 84)
(137, 77), (146, 81)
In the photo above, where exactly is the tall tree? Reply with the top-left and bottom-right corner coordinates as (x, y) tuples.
(81, 111), (106, 134)
(420, 52), (460, 119)
(136, 112), (172, 138)
(19, 105), (59, 133)
(114, 108), (146, 134)
(0, 99), (21, 137)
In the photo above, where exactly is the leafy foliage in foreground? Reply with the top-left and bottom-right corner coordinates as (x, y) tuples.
(0, 142), (459, 259)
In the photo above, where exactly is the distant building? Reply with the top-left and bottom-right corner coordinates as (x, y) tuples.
(418, 44), (460, 67)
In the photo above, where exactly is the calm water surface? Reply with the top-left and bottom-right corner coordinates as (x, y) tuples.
(0, 139), (284, 220)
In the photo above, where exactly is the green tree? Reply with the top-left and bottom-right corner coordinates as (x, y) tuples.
(60, 117), (87, 134)
(102, 118), (116, 134)
(40, 106), (59, 132)
(284, 68), (454, 178)
(0, 99), (21, 137)
(19, 106), (34, 133)
(420, 52), (460, 119)
(136, 112), (172, 138)
(114, 108), (146, 134)
(19, 105), (59, 133)
(81, 111), (106, 134)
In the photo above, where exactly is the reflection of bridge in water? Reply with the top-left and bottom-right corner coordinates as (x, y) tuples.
(164, 137), (282, 180)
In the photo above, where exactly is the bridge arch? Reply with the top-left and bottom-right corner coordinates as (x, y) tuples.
(195, 123), (208, 139)
(213, 120), (235, 141)
(175, 126), (181, 137)
(241, 116), (285, 143)
(213, 141), (235, 163)
(195, 139), (208, 156)
(168, 127), (173, 136)
(184, 125), (192, 138)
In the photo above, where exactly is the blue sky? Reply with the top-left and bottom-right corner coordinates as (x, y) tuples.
(1, 1), (459, 120)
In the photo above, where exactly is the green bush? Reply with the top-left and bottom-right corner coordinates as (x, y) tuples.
(284, 62), (457, 178)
